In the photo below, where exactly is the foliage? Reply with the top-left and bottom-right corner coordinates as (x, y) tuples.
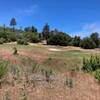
(7, 32), (17, 42)
(69, 36), (81, 47)
(80, 37), (96, 49)
(47, 32), (71, 46)
(42, 23), (50, 39)
(24, 26), (37, 33)
(82, 56), (100, 72)
(17, 38), (28, 45)
(0, 61), (8, 79)
(0, 38), (5, 44)
(94, 69), (100, 82)
(90, 32), (100, 48)
(23, 32), (40, 43)
(10, 18), (17, 32)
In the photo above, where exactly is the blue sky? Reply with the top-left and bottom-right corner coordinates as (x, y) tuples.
(0, 0), (100, 37)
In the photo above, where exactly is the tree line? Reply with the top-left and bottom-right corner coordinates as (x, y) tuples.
(0, 18), (100, 49)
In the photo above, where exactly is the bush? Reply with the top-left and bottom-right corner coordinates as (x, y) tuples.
(69, 36), (81, 47)
(7, 32), (17, 42)
(94, 69), (100, 82)
(0, 61), (8, 88)
(90, 32), (100, 48)
(0, 38), (5, 44)
(80, 37), (96, 49)
(23, 32), (40, 43)
(17, 38), (28, 45)
(0, 32), (7, 41)
(82, 56), (100, 72)
(47, 32), (71, 46)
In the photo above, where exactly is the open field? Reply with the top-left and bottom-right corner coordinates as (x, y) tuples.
(0, 43), (100, 100)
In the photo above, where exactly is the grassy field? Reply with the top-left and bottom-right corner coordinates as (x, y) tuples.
(0, 43), (98, 72)
(0, 43), (100, 100)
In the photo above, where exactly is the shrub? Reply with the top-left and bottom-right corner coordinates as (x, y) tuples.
(47, 32), (71, 46)
(23, 32), (40, 43)
(90, 32), (100, 48)
(69, 36), (81, 47)
(7, 32), (17, 42)
(0, 61), (8, 88)
(17, 38), (28, 45)
(82, 56), (100, 72)
(94, 69), (100, 82)
(0, 38), (5, 44)
(80, 37), (96, 49)
(0, 32), (7, 41)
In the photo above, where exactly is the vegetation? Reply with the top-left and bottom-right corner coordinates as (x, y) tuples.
(0, 18), (99, 49)
(82, 55), (100, 82)
(80, 37), (96, 49)
(0, 61), (8, 88)
(47, 32), (71, 46)
(69, 36), (81, 47)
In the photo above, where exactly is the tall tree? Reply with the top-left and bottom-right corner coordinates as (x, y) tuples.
(42, 23), (50, 39)
(31, 26), (37, 32)
(3, 24), (6, 33)
(10, 18), (17, 32)
(90, 32), (100, 48)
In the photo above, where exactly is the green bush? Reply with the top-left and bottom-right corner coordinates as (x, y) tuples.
(94, 69), (100, 82)
(69, 36), (81, 47)
(0, 61), (8, 88)
(80, 37), (96, 49)
(90, 32), (100, 48)
(0, 38), (5, 44)
(17, 38), (28, 45)
(23, 32), (40, 43)
(82, 56), (100, 72)
(0, 32), (7, 41)
(7, 32), (17, 42)
(47, 32), (71, 46)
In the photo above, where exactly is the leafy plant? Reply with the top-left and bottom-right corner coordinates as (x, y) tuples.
(17, 38), (28, 45)
(0, 61), (8, 88)
(80, 37), (96, 49)
(94, 69), (100, 82)
(82, 56), (100, 72)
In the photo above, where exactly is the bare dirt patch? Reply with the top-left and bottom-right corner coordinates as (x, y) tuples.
(48, 48), (64, 52)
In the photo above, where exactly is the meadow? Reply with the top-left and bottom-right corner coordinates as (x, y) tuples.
(0, 43), (99, 100)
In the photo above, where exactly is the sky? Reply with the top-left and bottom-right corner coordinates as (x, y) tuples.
(0, 0), (100, 37)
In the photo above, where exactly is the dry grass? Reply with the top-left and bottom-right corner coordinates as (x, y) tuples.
(0, 44), (99, 100)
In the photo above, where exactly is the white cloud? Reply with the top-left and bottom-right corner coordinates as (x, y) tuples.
(72, 23), (100, 38)
(18, 4), (39, 16)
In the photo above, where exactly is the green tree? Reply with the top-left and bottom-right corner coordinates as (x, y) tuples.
(90, 32), (100, 48)
(69, 36), (81, 47)
(10, 18), (17, 32)
(42, 23), (50, 39)
(80, 37), (96, 49)
(47, 32), (71, 46)
(31, 26), (37, 33)
(3, 24), (6, 33)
